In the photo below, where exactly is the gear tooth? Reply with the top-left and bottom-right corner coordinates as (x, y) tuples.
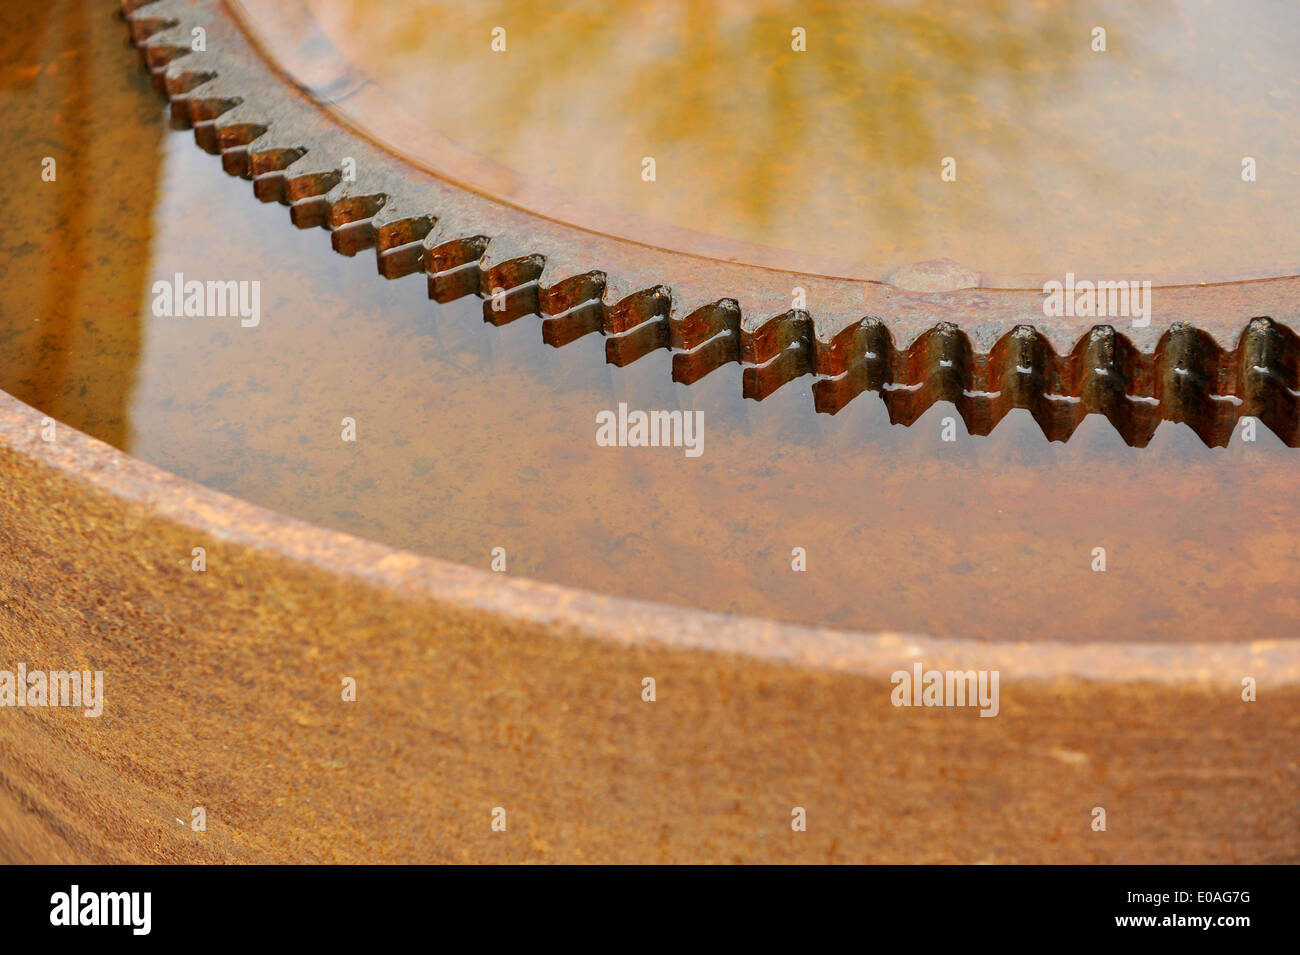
(420, 217), (481, 251)
(185, 95), (243, 150)
(476, 237), (539, 278)
(140, 21), (191, 71)
(875, 323), (971, 430)
(1235, 317), (1300, 445)
(315, 185), (387, 256)
(421, 222), (490, 303)
(803, 303), (886, 408)
(320, 180), (373, 206)
(1152, 324), (1234, 446)
(1074, 325), (1125, 425)
(285, 169), (343, 228)
(248, 147), (307, 202)
(603, 286), (671, 367)
(187, 74), (251, 118)
(667, 287), (726, 329)
(598, 274), (648, 312)
(368, 206), (434, 278)
(603, 284), (669, 335)
(536, 261), (606, 348)
(536, 258), (585, 295)
(202, 103), (264, 173)
(1114, 327), (1153, 395)
(810, 316), (892, 414)
(668, 288), (739, 351)
(476, 239), (544, 325)
(225, 125), (276, 177)
(669, 294), (741, 386)
(367, 202), (414, 230)
(537, 259), (603, 309)
(740, 309), (813, 400)
(1079, 323), (1117, 368)
(282, 153), (341, 183)
(956, 326), (1012, 435)
(913, 323), (972, 404)
(183, 89), (236, 122)
(478, 239), (543, 285)
(162, 59), (215, 92)
(164, 69), (222, 130)
(998, 324), (1050, 403)
(1010, 327), (1084, 442)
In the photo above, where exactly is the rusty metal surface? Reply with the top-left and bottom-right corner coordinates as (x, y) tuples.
(0, 3), (1294, 863)
(2, 384), (1298, 863)
(122, 0), (1300, 446)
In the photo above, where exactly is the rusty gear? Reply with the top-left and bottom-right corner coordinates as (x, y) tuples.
(123, 0), (1300, 447)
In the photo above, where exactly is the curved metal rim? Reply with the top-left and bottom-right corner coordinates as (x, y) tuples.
(4, 386), (1297, 681)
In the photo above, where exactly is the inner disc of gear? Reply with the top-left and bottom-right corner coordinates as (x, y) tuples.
(125, 0), (1300, 446)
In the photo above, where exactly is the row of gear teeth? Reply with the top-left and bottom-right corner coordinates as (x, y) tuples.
(122, 0), (1300, 447)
